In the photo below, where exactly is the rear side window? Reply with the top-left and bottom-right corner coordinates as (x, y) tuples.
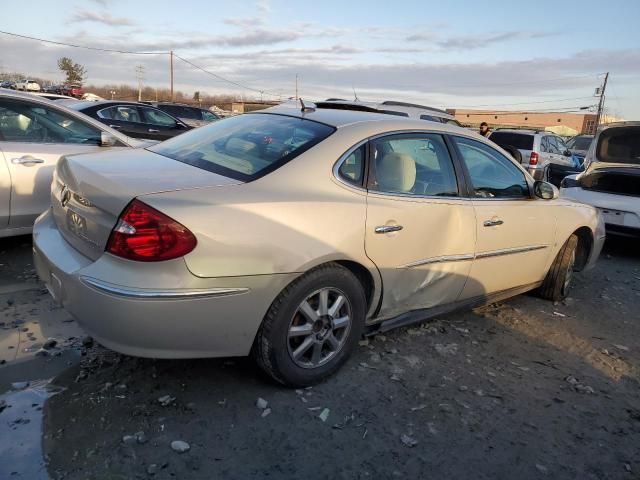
(98, 106), (142, 123)
(370, 133), (458, 197)
(150, 113), (335, 181)
(489, 132), (534, 150)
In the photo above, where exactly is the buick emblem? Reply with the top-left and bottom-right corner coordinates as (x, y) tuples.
(61, 186), (71, 207)
(68, 212), (86, 237)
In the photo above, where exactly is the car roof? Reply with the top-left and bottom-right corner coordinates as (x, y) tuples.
(259, 102), (469, 134)
(491, 129), (543, 135)
(66, 100), (147, 110)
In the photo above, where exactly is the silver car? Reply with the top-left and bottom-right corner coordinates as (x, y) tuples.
(0, 90), (151, 238)
(33, 102), (604, 386)
(489, 129), (579, 184)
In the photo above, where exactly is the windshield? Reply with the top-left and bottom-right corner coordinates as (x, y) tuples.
(595, 127), (640, 165)
(568, 136), (593, 150)
(489, 132), (534, 150)
(149, 113), (335, 181)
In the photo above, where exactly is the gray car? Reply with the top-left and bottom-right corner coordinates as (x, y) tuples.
(0, 90), (151, 238)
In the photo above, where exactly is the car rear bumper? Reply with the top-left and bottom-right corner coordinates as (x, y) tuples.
(33, 209), (298, 359)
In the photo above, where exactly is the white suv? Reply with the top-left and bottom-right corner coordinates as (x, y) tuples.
(489, 129), (582, 186)
(317, 99), (464, 127)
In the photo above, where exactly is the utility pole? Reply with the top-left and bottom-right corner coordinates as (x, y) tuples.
(295, 73), (298, 100)
(135, 64), (145, 102)
(595, 72), (609, 132)
(170, 50), (174, 102)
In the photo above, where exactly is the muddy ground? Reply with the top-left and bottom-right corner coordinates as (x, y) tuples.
(1, 235), (639, 480)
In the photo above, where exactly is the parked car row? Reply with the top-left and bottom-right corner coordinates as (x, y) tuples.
(0, 90), (154, 238)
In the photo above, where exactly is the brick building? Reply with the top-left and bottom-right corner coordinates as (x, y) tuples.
(446, 109), (599, 135)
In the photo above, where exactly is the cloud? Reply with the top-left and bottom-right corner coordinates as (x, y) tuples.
(406, 30), (559, 50)
(70, 10), (134, 27)
(223, 17), (265, 28)
(257, 0), (271, 14)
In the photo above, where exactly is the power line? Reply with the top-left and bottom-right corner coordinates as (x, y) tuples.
(173, 53), (281, 97)
(0, 30), (169, 55)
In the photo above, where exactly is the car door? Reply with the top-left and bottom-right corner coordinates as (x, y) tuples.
(0, 98), (125, 229)
(96, 105), (149, 139)
(139, 107), (188, 140)
(451, 136), (555, 298)
(363, 133), (476, 320)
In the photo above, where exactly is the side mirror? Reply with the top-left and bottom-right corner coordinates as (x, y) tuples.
(563, 150), (572, 157)
(534, 181), (559, 200)
(101, 131), (118, 147)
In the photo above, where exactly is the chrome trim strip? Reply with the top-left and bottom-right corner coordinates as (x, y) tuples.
(400, 254), (474, 268)
(398, 245), (548, 268)
(80, 276), (249, 299)
(475, 244), (549, 259)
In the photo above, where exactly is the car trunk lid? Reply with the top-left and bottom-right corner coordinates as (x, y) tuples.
(52, 148), (242, 260)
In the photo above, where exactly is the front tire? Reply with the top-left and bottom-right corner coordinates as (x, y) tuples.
(538, 234), (578, 302)
(253, 263), (366, 387)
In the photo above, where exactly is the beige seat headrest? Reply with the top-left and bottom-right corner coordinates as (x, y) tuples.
(377, 152), (416, 193)
(226, 137), (258, 156)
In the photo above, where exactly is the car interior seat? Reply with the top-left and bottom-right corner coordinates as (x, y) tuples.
(376, 152), (416, 193)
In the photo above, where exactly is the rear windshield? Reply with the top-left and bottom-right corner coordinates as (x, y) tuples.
(596, 127), (640, 165)
(489, 132), (534, 150)
(149, 113), (335, 181)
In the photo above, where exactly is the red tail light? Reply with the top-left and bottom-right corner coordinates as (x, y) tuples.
(106, 199), (196, 262)
(529, 152), (539, 166)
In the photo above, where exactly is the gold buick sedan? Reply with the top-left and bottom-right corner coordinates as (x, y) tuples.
(33, 102), (605, 386)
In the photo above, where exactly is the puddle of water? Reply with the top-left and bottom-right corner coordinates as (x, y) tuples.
(0, 379), (64, 479)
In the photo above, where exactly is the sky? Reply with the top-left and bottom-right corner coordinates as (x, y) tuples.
(1, 0), (639, 118)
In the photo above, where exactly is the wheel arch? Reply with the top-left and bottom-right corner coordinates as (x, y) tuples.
(572, 226), (594, 271)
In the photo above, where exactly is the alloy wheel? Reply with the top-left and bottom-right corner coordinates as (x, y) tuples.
(287, 287), (352, 369)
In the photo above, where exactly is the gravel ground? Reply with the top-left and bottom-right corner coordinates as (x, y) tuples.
(1, 235), (639, 480)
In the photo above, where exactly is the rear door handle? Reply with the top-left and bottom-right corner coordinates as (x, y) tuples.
(108, 125), (122, 129)
(375, 225), (403, 234)
(11, 156), (45, 166)
(148, 129), (160, 133)
(483, 219), (504, 227)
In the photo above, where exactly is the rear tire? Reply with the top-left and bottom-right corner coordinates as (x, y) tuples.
(538, 234), (578, 302)
(252, 263), (366, 387)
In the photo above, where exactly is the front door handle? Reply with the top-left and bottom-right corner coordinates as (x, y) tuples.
(483, 219), (504, 227)
(375, 225), (403, 234)
(108, 125), (122, 129)
(11, 156), (45, 166)
(148, 129), (160, 133)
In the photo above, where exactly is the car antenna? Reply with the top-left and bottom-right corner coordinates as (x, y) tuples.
(299, 98), (315, 113)
(352, 85), (359, 102)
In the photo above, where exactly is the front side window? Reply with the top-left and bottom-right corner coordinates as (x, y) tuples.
(546, 136), (562, 154)
(149, 113), (335, 181)
(453, 136), (529, 199)
(98, 106), (142, 123)
(369, 134), (458, 196)
(141, 108), (177, 127)
(0, 99), (105, 145)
